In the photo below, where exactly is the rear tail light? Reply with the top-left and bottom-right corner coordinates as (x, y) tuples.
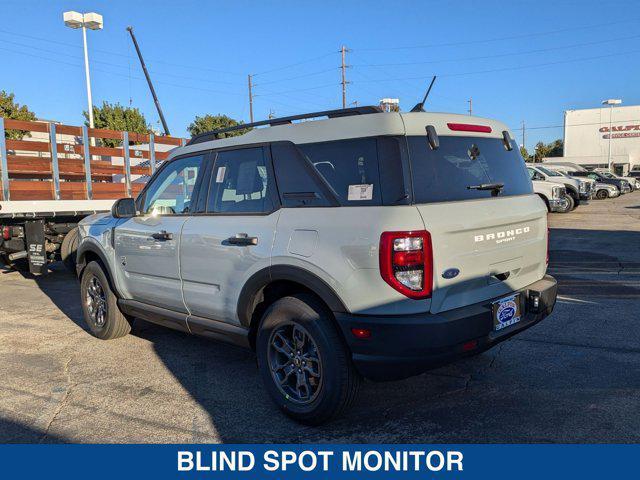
(1, 226), (9, 241)
(379, 230), (433, 299)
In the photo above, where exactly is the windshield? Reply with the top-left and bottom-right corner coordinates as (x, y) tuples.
(537, 166), (562, 177)
(601, 172), (615, 178)
(408, 136), (532, 203)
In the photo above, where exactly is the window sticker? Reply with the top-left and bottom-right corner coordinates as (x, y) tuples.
(347, 184), (373, 201)
(215, 166), (226, 183)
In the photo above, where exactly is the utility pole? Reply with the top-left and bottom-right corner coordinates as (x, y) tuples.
(248, 74), (254, 123)
(340, 45), (350, 109)
(521, 121), (526, 151)
(467, 97), (472, 115)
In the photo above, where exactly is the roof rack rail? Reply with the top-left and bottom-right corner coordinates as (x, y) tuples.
(186, 105), (383, 145)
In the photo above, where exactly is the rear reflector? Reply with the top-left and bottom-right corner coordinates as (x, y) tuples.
(462, 340), (478, 352)
(447, 123), (492, 133)
(351, 328), (371, 339)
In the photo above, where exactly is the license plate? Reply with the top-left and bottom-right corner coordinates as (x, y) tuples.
(492, 294), (522, 332)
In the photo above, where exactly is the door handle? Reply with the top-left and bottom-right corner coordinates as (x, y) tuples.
(226, 233), (258, 246)
(151, 230), (173, 241)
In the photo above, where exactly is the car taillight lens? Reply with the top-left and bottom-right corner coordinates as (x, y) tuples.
(379, 230), (433, 299)
(1, 226), (9, 241)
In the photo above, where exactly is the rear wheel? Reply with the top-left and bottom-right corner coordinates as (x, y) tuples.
(596, 189), (609, 200)
(256, 294), (361, 425)
(80, 261), (131, 340)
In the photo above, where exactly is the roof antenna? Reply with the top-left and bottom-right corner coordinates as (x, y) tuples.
(410, 76), (437, 112)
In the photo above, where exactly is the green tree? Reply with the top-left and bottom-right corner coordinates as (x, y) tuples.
(0, 90), (37, 140)
(188, 114), (250, 138)
(546, 139), (563, 158)
(533, 139), (563, 162)
(83, 101), (150, 147)
(520, 146), (532, 162)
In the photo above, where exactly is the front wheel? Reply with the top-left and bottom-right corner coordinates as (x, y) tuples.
(256, 294), (361, 425)
(80, 261), (131, 340)
(557, 194), (574, 213)
(596, 189), (609, 200)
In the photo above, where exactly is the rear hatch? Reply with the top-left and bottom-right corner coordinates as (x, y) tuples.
(406, 133), (548, 314)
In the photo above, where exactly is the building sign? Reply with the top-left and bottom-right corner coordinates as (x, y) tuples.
(599, 124), (640, 139)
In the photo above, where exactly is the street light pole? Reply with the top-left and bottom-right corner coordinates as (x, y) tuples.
(81, 25), (94, 129)
(63, 11), (103, 130)
(602, 99), (622, 173)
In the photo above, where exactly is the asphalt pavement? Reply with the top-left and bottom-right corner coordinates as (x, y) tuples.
(1, 192), (639, 443)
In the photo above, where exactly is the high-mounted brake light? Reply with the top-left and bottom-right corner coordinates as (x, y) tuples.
(447, 123), (492, 133)
(379, 230), (433, 300)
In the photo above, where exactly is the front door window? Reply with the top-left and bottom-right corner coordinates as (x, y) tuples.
(141, 154), (205, 215)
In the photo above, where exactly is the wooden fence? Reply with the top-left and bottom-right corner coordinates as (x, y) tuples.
(0, 118), (186, 201)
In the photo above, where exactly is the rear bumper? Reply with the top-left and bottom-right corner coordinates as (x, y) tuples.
(334, 275), (557, 381)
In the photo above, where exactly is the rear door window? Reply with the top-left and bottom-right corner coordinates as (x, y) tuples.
(408, 136), (532, 203)
(298, 138), (382, 205)
(207, 147), (276, 214)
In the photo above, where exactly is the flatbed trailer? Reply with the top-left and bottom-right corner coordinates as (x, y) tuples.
(0, 118), (184, 273)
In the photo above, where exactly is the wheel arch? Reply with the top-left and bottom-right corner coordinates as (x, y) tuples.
(237, 265), (349, 348)
(76, 241), (122, 298)
(536, 193), (550, 211)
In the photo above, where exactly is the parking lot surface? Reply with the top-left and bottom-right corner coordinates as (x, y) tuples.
(1, 193), (639, 443)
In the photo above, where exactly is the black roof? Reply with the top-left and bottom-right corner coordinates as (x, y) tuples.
(186, 106), (382, 146)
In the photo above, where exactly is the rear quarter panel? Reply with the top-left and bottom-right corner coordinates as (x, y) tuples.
(272, 206), (430, 315)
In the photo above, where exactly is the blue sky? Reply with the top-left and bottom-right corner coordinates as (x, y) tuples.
(1, 0), (639, 150)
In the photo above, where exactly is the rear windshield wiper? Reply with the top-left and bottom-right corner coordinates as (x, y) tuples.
(467, 182), (504, 196)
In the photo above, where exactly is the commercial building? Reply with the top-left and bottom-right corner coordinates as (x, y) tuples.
(544, 104), (640, 175)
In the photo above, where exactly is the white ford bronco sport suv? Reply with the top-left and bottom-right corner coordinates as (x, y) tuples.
(76, 106), (557, 424)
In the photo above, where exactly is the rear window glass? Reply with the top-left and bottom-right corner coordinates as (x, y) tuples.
(408, 136), (532, 203)
(298, 138), (382, 205)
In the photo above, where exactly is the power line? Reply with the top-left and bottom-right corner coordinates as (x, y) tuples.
(352, 49), (640, 83)
(352, 33), (640, 68)
(253, 51), (336, 76)
(254, 68), (338, 87)
(355, 18), (640, 52)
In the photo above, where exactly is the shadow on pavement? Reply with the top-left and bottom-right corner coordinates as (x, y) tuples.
(0, 418), (65, 443)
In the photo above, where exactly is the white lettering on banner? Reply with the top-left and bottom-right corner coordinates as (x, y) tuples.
(178, 449), (463, 472)
(177, 451), (255, 471)
(341, 450), (463, 471)
(263, 450), (333, 471)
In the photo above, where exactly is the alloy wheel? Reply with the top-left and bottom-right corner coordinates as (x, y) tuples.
(86, 276), (107, 328)
(267, 323), (322, 404)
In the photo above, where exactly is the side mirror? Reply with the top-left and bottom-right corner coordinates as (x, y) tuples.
(111, 198), (137, 218)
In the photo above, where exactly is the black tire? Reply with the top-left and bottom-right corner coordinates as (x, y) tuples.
(80, 261), (131, 340)
(256, 294), (361, 425)
(596, 189), (609, 200)
(61, 227), (79, 273)
(557, 194), (574, 213)
(568, 192), (579, 210)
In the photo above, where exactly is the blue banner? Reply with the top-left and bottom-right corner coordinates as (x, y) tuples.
(0, 444), (637, 479)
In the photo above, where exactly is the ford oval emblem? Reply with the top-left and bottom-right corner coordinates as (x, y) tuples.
(442, 268), (460, 279)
